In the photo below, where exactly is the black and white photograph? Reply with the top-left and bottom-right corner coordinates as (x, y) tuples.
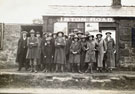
(0, 0), (135, 94)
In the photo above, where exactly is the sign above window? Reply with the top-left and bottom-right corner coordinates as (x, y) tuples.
(57, 17), (115, 22)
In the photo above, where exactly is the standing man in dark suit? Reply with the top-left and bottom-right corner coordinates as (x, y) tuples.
(16, 31), (28, 71)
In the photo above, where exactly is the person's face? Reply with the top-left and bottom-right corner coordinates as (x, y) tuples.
(36, 34), (40, 37)
(89, 37), (93, 40)
(74, 38), (78, 42)
(53, 34), (56, 38)
(58, 33), (62, 37)
(78, 34), (82, 37)
(106, 33), (111, 37)
(82, 38), (86, 41)
(23, 33), (26, 38)
(44, 34), (48, 38)
(31, 33), (35, 37)
(97, 35), (102, 39)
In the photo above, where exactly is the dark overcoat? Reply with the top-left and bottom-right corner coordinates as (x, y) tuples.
(54, 37), (66, 64)
(69, 41), (81, 64)
(80, 41), (87, 64)
(42, 40), (54, 64)
(36, 37), (42, 59)
(16, 38), (27, 64)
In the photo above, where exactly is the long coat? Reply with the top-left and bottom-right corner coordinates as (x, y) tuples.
(42, 40), (54, 64)
(69, 41), (81, 64)
(104, 37), (115, 68)
(54, 37), (66, 64)
(96, 39), (106, 68)
(80, 41), (87, 64)
(85, 40), (96, 63)
(16, 38), (27, 65)
(36, 37), (42, 59)
(26, 37), (38, 59)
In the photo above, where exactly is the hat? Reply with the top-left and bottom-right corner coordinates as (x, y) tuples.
(48, 33), (53, 37)
(36, 31), (40, 34)
(57, 31), (64, 36)
(46, 37), (51, 41)
(77, 31), (83, 34)
(88, 34), (94, 38)
(85, 31), (89, 36)
(52, 32), (57, 35)
(105, 32), (112, 35)
(43, 32), (47, 35)
(73, 35), (79, 40)
(69, 32), (75, 36)
(96, 32), (102, 37)
(30, 29), (35, 34)
(21, 31), (27, 34)
(81, 35), (87, 39)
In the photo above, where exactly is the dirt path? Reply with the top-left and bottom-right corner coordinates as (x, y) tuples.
(0, 88), (135, 94)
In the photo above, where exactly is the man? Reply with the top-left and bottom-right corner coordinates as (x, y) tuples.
(16, 31), (28, 71)
(104, 32), (116, 72)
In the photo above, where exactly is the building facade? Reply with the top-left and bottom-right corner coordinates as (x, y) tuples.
(42, 5), (135, 69)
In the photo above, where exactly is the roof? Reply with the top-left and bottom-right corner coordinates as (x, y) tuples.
(43, 5), (135, 17)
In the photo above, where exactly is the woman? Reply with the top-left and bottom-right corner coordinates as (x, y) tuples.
(95, 33), (106, 72)
(54, 31), (66, 72)
(80, 35), (87, 72)
(42, 37), (54, 72)
(26, 29), (38, 73)
(104, 32), (116, 72)
(69, 35), (81, 73)
(85, 35), (96, 73)
(35, 31), (42, 72)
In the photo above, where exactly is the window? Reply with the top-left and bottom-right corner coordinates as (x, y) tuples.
(68, 22), (85, 34)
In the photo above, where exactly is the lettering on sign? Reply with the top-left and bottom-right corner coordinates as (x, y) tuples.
(57, 17), (114, 22)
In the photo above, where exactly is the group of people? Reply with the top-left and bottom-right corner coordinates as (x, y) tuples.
(16, 29), (116, 73)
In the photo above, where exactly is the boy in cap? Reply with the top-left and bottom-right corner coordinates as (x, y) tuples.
(26, 29), (38, 73)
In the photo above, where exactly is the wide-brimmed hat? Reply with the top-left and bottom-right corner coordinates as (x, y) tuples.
(73, 35), (79, 39)
(69, 32), (75, 36)
(81, 35), (87, 39)
(43, 32), (47, 35)
(77, 31), (83, 34)
(88, 34), (94, 38)
(96, 32), (102, 37)
(36, 31), (40, 34)
(48, 33), (53, 37)
(105, 32), (112, 35)
(21, 31), (27, 34)
(30, 29), (35, 34)
(46, 37), (51, 41)
(57, 31), (64, 36)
